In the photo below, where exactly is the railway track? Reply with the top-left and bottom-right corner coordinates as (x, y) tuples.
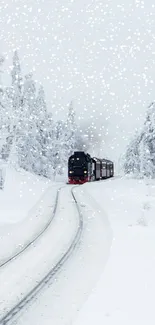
(0, 186), (83, 325)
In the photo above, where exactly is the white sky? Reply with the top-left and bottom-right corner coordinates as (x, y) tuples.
(1, 0), (155, 160)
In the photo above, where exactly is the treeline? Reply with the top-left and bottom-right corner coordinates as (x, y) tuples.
(122, 102), (155, 178)
(0, 51), (87, 178)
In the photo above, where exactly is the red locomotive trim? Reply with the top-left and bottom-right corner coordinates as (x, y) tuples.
(68, 177), (89, 185)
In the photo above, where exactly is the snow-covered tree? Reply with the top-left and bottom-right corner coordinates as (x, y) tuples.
(123, 132), (141, 176)
(0, 57), (12, 163)
(2, 51), (23, 169)
(11, 50), (22, 120)
(123, 101), (155, 178)
(0, 56), (11, 188)
(42, 112), (58, 178)
(35, 85), (47, 118)
(34, 86), (54, 177)
(17, 78), (53, 177)
(139, 102), (155, 178)
(1, 51), (89, 179)
(0, 87), (14, 161)
(0, 55), (4, 92)
(65, 100), (77, 156)
(139, 135), (153, 178)
(0, 55), (5, 114)
(18, 128), (43, 175)
(8, 136), (19, 169)
(22, 73), (36, 114)
(18, 73), (36, 140)
(49, 120), (67, 177)
(17, 73), (37, 172)
(11, 50), (22, 89)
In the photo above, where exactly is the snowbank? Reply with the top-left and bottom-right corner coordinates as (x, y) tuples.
(0, 167), (63, 264)
(0, 167), (51, 224)
(74, 177), (155, 325)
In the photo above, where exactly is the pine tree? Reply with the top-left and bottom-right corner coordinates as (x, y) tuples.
(123, 102), (155, 178)
(17, 73), (38, 172)
(51, 120), (67, 177)
(43, 112), (56, 178)
(4, 51), (23, 168)
(0, 58), (12, 163)
(35, 85), (47, 117)
(0, 55), (6, 161)
(0, 55), (4, 93)
(11, 50), (22, 120)
(0, 56), (7, 188)
(0, 55), (4, 113)
(22, 73), (36, 113)
(64, 100), (78, 159)
(11, 51), (22, 88)
(139, 102), (155, 178)
(20, 73), (36, 136)
(0, 87), (14, 161)
(123, 132), (141, 176)
(35, 85), (50, 177)
(139, 135), (153, 178)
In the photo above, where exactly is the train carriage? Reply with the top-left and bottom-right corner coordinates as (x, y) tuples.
(106, 159), (114, 177)
(100, 159), (107, 178)
(92, 157), (101, 180)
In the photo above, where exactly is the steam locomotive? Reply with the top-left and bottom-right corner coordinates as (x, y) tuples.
(68, 151), (114, 184)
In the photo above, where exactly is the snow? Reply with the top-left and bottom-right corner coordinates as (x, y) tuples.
(0, 185), (79, 317)
(0, 167), (63, 265)
(1, 171), (155, 324)
(74, 177), (155, 325)
(11, 184), (112, 325)
(2, 0), (155, 161)
(1, 0), (155, 323)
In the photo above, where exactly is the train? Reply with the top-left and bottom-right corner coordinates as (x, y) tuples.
(68, 151), (114, 184)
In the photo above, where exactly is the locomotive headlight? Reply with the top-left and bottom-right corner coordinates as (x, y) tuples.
(69, 171), (73, 174)
(84, 170), (87, 174)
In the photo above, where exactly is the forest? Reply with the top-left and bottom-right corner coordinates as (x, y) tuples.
(122, 101), (155, 178)
(0, 51), (89, 179)
(1, 51), (155, 180)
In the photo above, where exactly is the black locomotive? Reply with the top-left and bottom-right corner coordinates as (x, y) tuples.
(68, 151), (114, 184)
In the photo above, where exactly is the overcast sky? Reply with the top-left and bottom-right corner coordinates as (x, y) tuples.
(1, 0), (155, 161)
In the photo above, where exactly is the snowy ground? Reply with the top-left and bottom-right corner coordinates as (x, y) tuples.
(11, 184), (112, 325)
(1, 171), (155, 325)
(0, 185), (80, 317)
(0, 167), (64, 264)
(0, 166), (50, 223)
(74, 177), (155, 325)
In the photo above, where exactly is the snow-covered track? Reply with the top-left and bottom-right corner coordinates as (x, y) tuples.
(0, 186), (83, 325)
(0, 187), (63, 269)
